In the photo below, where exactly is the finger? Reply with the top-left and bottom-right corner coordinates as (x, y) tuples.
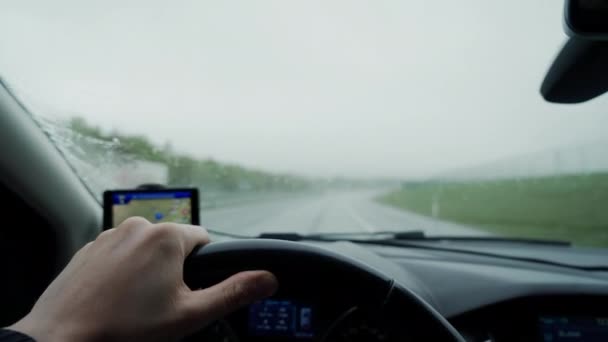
(100, 227), (116, 235)
(111, 217), (151, 242)
(118, 216), (151, 230)
(155, 223), (210, 256)
(67, 241), (95, 264)
(177, 224), (211, 254)
(78, 241), (95, 254)
(180, 271), (278, 328)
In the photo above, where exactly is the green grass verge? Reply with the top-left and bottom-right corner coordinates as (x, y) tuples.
(377, 173), (608, 248)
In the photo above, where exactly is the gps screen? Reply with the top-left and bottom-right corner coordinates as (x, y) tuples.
(103, 189), (199, 228)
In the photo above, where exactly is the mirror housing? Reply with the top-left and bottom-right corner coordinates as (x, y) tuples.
(541, 37), (608, 103)
(565, 0), (608, 40)
(540, 1), (608, 103)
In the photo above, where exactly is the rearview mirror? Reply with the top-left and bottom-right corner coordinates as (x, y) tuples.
(541, 1), (608, 103)
(565, 0), (608, 40)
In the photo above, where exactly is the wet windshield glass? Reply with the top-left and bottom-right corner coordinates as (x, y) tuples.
(2, 0), (608, 248)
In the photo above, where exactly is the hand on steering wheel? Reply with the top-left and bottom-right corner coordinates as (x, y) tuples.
(9, 218), (278, 342)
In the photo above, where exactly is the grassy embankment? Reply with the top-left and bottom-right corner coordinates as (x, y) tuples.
(378, 173), (608, 247)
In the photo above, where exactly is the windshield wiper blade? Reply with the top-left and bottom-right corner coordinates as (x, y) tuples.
(214, 228), (570, 248)
(405, 235), (572, 246)
(257, 232), (308, 241)
(256, 231), (571, 247)
(217, 230), (602, 271)
(256, 230), (426, 241)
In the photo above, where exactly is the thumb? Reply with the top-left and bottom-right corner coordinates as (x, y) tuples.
(180, 271), (278, 330)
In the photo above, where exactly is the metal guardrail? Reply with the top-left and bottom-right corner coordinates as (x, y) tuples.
(439, 141), (608, 181)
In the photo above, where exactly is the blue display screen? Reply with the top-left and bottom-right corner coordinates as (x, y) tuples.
(540, 316), (608, 341)
(112, 191), (192, 204)
(109, 190), (194, 226)
(248, 300), (313, 338)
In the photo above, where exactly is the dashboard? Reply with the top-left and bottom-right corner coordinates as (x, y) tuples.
(452, 296), (608, 341)
(181, 239), (608, 342)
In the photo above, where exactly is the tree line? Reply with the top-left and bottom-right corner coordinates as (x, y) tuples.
(68, 117), (310, 192)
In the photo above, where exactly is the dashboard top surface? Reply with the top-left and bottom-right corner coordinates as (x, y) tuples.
(296, 240), (608, 318)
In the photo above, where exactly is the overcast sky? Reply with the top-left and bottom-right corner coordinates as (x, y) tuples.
(1, 0), (608, 179)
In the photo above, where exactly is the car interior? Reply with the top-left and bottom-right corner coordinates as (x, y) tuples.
(2, 1), (608, 341)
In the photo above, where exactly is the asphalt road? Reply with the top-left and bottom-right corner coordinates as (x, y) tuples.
(200, 189), (483, 237)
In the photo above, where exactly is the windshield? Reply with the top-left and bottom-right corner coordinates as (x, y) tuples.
(2, 0), (608, 248)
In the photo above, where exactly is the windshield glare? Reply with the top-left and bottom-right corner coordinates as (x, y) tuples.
(2, 1), (608, 248)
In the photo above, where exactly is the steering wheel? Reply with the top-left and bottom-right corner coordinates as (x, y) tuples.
(184, 239), (465, 341)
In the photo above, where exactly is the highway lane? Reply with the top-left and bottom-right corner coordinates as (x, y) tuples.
(200, 189), (484, 237)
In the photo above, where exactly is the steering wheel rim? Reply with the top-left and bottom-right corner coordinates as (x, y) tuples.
(184, 239), (465, 341)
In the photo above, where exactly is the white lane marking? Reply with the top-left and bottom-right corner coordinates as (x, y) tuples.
(345, 205), (376, 233)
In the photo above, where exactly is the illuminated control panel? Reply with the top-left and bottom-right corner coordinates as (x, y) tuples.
(248, 299), (314, 338)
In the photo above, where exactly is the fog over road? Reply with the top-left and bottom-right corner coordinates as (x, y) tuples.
(201, 189), (482, 237)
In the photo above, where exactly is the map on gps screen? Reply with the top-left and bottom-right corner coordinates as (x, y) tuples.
(111, 191), (193, 226)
